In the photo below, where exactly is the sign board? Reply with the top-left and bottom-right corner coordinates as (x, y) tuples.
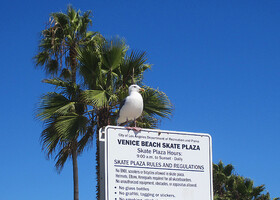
(100, 126), (213, 200)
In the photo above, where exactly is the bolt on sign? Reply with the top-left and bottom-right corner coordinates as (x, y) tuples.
(99, 126), (213, 200)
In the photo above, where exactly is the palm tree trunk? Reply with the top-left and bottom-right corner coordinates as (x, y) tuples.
(96, 107), (110, 200)
(96, 127), (100, 200)
(72, 146), (79, 200)
(69, 45), (77, 83)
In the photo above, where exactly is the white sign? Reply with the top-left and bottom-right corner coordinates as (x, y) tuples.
(103, 126), (213, 200)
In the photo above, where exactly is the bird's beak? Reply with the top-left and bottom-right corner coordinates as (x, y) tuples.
(140, 88), (145, 92)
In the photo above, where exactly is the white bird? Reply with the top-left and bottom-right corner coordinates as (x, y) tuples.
(117, 84), (144, 131)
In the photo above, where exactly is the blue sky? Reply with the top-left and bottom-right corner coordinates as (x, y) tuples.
(0, 0), (279, 199)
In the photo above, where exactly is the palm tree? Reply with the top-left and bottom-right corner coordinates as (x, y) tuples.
(213, 161), (279, 200)
(34, 5), (102, 82)
(36, 78), (93, 200)
(228, 176), (279, 200)
(35, 6), (101, 200)
(213, 160), (235, 199)
(77, 38), (173, 199)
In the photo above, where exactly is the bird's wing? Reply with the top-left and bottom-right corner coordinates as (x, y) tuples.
(117, 98), (127, 118)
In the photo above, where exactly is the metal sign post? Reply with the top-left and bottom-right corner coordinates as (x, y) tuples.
(99, 126), (213, 200)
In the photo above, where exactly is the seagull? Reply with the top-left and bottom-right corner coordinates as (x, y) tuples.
(117, 84), (144, 131)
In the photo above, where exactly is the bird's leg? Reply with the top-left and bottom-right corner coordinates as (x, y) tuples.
(125, 118), (133, 130)
(125, 119), (141, 132)
(132, 127), (142, 132)
(133, 119), (141, 132)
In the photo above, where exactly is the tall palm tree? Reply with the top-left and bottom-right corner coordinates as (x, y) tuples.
(77, 38), (173, 199)
(34, 6), (102, 200)
(34, 5), (102, 82)
(36, 78), (93, 200)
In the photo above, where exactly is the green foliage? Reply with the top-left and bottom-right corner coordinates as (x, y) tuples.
(37, 80), (88, 171)
(77, 38), (173, 129)
(34, 5), (102, 82)
(213, 161), (279, 200)
(36, 35), (173, 171)
(81, 90), (108, 107)
(35, 6), (173, 200)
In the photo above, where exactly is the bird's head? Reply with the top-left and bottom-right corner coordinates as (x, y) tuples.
(128, 84), (144, 94)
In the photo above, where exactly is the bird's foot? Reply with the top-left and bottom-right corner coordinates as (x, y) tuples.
(126, 127), (142, 132)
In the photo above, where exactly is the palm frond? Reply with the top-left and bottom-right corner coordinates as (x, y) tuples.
(42, 78), (82, 100)
(77, 120), (96, 154)
(81, 90), (108, 107)
(79, 11), (93, 34)
(120, 50), (149, 84)
(34, 52), (61, 75)
(50, 12), (68, 29)
(142, 86), (173, 119)
(55, 144), (72, 173)
(84, 31), (97, 40)
(67, 5), (79, 24)
(36, 92), (75, 120)
(40, 116), (65, 158)
(100, 38), (126, 71)
(77, 45), (101, 89)
(43, 77), (69, 87)
(54, 114), (88, 140)
(34, 51), (50, 67)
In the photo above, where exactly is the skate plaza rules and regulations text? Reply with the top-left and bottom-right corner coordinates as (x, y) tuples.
(103, 126), (213, 200)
